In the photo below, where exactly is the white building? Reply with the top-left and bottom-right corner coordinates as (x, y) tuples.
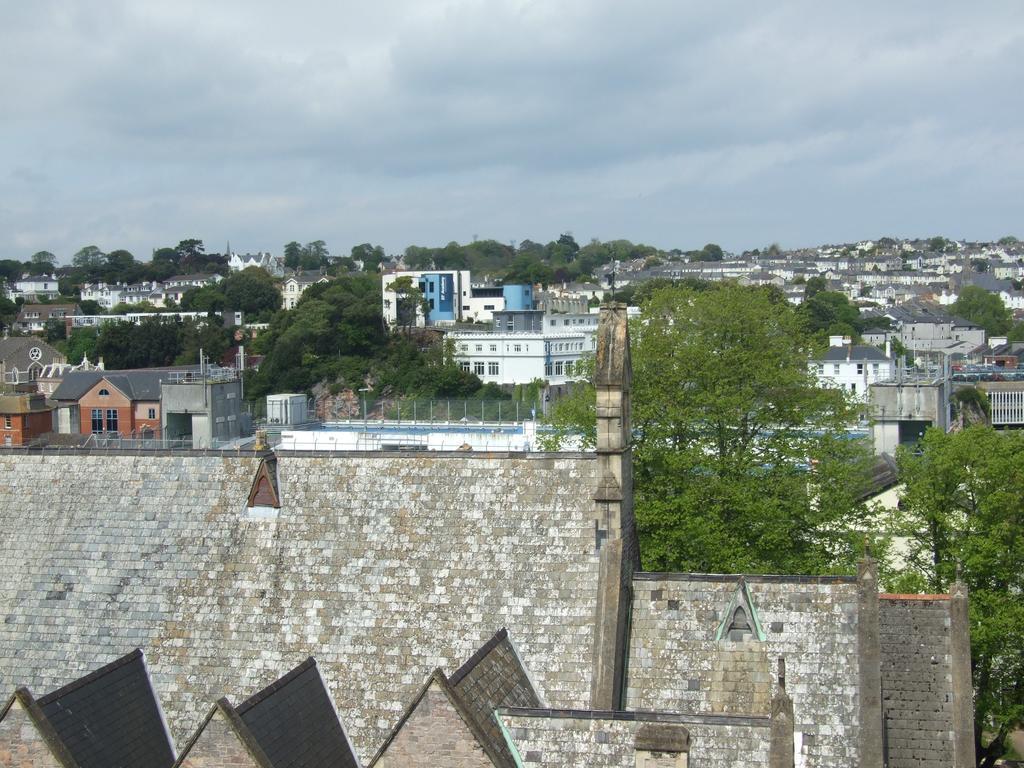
(80, 282), (125, 310)
(229, 251), (283, 276)
(810, 335), (894, 400)
(381, 270), (535, 327)
(452, 328), (597, 386)
(162, 274), (223, 304)
(280, 271), (329, 310)
(7, 274), (60, 301)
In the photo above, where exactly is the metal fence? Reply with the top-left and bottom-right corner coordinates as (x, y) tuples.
(350, 398), (543, 424)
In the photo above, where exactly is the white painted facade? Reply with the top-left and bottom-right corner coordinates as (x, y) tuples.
(810, 336), (895, 400)
(452, 329), (597, 386)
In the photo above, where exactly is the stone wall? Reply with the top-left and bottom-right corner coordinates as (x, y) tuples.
(627, 574), (860, 767)
(0, 451), (600, 762)
(500, 710), (770, 768)
(0, 700), (63, 768)
(176, 709), (263, 768)
(879, 596), (955, 768)
(374, 682), (493, 768)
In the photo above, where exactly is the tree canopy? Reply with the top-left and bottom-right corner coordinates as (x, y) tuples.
(546, 284), (871, 574)
(893, 427), (1024, 766)
(952, 286), (1012, 336)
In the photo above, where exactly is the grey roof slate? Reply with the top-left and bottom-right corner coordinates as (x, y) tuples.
(449, 628), (542, 768)
(0, 337), (63, 370)
(819, 345), (890, 362)
(235, 657), (359, 768)
(35, 649), (175, 768)
(51, 368), (191, 401)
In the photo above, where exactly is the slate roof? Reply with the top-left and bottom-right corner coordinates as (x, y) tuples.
(449, 628), (543, 768)
(33, 649), (175, 768)
(0, 337), (63, 370)
(234, 657), (359, 768)
(51, 368), (192, 401)
(818, 345), (890, 362)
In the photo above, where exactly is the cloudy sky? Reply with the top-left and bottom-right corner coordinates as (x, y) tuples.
(1, 1), (1021, 263)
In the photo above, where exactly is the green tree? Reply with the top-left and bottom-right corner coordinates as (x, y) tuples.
(72, 245), (106, 273)
(804, 276), (827, 298)
(893, 427), (1024, 766)
(546, 284), (870, 574)
(29, 251), (57, 272)
(284, 241), (303, 271)
(221, 267), (281, 318)
(799, 290), (863, 343)
(175, 239), (205, 273)
(95, 317), (184, 368)
(300, 240), (330, 270)
(43, 317), (66, 343)
(0, 296), (18, 332)
(352, 243), (386, 273)
(701, 243), (724, 261)
(952, 286), (1012, 336)
(64, 327), (99, 365)
(180, 286), (226, 313)
(387, 275), (427, 329)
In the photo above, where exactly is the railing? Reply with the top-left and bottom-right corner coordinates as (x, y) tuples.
(338, 398), (543, 424)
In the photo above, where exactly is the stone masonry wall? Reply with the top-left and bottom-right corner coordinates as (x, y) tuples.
(374, 683), (493, 768)
(627, 575), (860, 768)
(879, 597), (955, 768)
(0, 451), (600, 763)
(500, 712), (770, 768)
(176, 710), (262, 768)
(0, 701), (63, 768)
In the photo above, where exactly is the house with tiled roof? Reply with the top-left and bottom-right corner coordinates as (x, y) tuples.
(810, 335), (894, 399)
(281, 270), (330, 310)
(14, 303), (82, 334)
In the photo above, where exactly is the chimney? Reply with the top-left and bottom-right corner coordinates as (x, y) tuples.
(828, 335), (845, 348)
(885, 339), (892, 359)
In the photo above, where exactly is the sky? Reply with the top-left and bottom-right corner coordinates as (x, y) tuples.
(1, 1), (1022, 263)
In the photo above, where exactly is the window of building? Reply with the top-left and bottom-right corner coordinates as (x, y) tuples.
(545, 362), (552, 376)
(489, 344), (497, 352)
(564, 361), (573, 377)
(816, 364), (824, 374)
(91, 409), (104, 433)
(555, 361), (564, 375)
(833, 364), (840, 375)
(3, 415), (11, 429)
(474, 361), (485, 375)
(506, 319), (514, 330)
(148, 408), (156, 419)
(488, 362), (499, 375)
(484, 304), (495, 310)
(459, 361), (470, 372)
(514, 344), (522, 352)
(98, 388), (110, 396)
(475, 344), (483, 352)
(850, 383), (857, 393)
(462, 305), (470, 311)
(856, 363), (864, 374)
(872, 363), (879, 374)
(106, 409), (118, 433)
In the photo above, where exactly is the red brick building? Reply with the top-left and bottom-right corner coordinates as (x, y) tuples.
(0, 392), (54, 446)
(52, 370), (164, 437)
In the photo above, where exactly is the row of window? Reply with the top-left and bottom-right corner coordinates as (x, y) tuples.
(545, 361), (574, 377)
(457, 360), (578, 378)
(815, 363), (882, 375)
(464, 341), (586, 354)
(459, 361), (501, 376)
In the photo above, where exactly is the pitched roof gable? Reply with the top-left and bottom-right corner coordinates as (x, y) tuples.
(234, 657), (359, 768)
(34, 649), (176, 768)
(449, 629), (543, 768)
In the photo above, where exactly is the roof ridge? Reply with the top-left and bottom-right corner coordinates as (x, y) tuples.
(35, 648), (144, 707)
(235, 656), (317, 715)
(448, 627), (509, 687)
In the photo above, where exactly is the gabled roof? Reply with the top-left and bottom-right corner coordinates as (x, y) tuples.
(52, 369), (184, 402)
(33, 649), (175, 768)
(234, 657), (359, 768)
(0, 337), (63, 369)
(370, 629), (541, 768)
(449, 629), (542, 768)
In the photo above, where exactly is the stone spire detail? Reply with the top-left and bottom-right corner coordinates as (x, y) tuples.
(591, 302), (637, 710)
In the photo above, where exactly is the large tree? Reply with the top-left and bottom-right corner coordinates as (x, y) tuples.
(952, 285), (1012, 337)
(546, 284), (871, 574)
(893, 427), (1024, 767)
(221, 267), (281, 318)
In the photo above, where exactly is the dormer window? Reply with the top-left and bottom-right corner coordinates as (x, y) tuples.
(98, 388), (110, 396)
